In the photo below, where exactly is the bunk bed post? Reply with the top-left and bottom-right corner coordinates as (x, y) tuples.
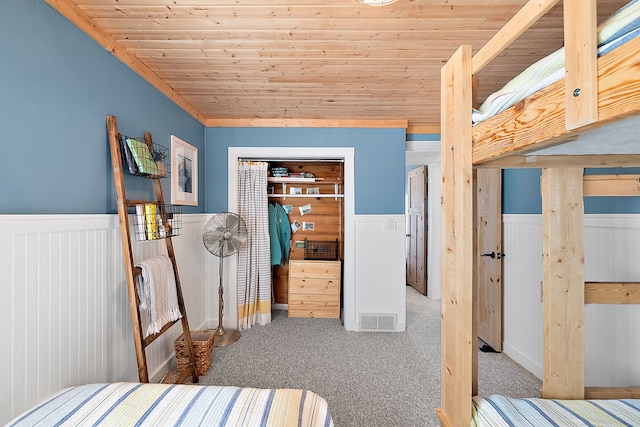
(436, 44), (474, 427)
(564, 0), (598, 130)
(540, 167), (585, 399)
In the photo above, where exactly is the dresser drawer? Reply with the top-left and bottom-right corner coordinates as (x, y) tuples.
(289, 260), (341, 278)
(289, 277), (340, 295)
(289, 292), (339, 305)
(288, 260), (341, 319)
(288, 296), (340, 319)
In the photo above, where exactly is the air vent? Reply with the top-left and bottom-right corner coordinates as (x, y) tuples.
(359, 314), (397, 332)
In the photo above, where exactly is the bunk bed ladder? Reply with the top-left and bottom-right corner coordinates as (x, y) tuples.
(581, 173), (640, 400)
(542, 169), (640, 400)
(107, 115), (198, 384)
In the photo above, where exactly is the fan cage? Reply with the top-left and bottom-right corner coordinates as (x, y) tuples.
(131, 203), (182, 241)
(202, 213), (248, 258)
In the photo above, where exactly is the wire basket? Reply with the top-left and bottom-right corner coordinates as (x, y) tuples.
(304, 239), (339, 260)
(131, 204), (182, 241)
(120, 135), (170, 178)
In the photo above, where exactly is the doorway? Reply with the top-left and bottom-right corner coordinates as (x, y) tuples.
(228, 147), (356, 330)
(476, 168), (503, 352)
(407, 165), (427, 295)
(405, 140), (441, 300)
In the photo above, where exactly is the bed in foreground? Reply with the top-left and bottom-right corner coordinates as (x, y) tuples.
(6, 382), (334, 427)
(472, 395), (640, 427)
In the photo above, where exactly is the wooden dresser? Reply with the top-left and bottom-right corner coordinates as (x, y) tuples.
(288, 260), (341, 318)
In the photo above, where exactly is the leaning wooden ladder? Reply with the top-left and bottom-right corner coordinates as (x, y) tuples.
(107, 115), (198, 384)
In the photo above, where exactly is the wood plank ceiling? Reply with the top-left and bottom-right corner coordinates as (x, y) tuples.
(46, 0), (627, 133)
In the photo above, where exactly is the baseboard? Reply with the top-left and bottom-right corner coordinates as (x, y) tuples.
(503, 342), (542, 381)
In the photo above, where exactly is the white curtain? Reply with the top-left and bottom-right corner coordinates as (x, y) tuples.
(236, 161), (271, 329)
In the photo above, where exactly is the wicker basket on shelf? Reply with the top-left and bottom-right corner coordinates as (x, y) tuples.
(174, 330), (215, 376)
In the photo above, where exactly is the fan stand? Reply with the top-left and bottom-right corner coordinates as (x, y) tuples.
(214, 237), (241, 347)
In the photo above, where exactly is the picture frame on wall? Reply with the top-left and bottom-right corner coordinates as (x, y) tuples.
(171, 135), (198, 206)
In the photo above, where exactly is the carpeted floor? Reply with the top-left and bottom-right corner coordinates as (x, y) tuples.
(164, 286), (541, 426)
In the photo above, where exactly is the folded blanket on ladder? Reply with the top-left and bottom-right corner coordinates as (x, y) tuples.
(135, 255), (182, 336)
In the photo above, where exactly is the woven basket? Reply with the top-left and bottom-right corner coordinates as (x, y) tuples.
(174, 330), (215, 376)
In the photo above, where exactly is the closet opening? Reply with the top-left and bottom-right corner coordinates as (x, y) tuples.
(240, 158), (345, 318)
(228, 148), (356, 330)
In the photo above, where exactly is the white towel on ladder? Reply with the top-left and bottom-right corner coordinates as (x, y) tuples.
(135, 255), (182, 336)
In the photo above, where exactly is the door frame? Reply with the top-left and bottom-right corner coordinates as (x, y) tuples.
(228, 147), (356, 330)
(407, 165), (428, 294)
(476, 168), (503, 352)
(406, 140), (441, 299)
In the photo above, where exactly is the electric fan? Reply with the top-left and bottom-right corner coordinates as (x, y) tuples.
(203, 212), (248, 346)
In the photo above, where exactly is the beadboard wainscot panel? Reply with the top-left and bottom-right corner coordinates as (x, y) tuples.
(583, 215), (640, 387)
(0, 214), (210, 424)
(502, 214), (544, 379)
(502, 214), (640, 387)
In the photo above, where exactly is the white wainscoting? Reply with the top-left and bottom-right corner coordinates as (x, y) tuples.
(503, 214), (640, 387)
(354, 215), (407, 332)
(0, 214), (210, 424)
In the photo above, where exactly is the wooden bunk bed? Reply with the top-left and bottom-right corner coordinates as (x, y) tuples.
(437, 0), (640, 426)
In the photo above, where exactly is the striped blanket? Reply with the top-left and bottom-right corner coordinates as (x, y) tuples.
(7, 383), (334, 427)
(472, 395), (640, 427)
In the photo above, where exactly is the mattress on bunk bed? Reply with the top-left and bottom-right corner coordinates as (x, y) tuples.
(472, 394), (640, 427)
(6, 382), (334, 427)
(472, 0), (640, 125)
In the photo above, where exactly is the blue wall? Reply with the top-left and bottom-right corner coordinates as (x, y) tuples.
(504, 168), (640, 214)
(1, 1), (205, 214)
(205, 127), (406, 215)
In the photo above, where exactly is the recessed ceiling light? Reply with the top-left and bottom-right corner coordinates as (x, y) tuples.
(357, 0), (397, 6)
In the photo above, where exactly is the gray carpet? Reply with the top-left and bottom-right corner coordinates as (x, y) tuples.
(172, 286), (541, 426)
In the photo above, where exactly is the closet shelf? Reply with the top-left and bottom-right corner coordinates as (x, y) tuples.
(268, 177), (342, 184)
(268, 178), (342, 200)
(268, 194), (344, 199)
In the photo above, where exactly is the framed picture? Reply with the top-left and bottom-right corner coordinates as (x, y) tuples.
(171, 135), (198, 206)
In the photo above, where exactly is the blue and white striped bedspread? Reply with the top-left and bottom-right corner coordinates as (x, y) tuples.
(7, 382), (335, 427)
(472, 395), (640, 427)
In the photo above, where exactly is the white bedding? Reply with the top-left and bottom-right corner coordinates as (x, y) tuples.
(472, 0), (640, 125)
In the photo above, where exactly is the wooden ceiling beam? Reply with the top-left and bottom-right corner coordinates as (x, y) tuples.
(476, 154), (640, 169)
